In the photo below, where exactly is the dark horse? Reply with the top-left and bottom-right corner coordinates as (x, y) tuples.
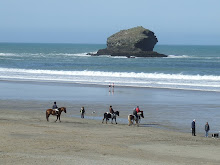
(46, 107), (66, 122)
(102, 111), (119, 124)
(128, 111), (144, 126)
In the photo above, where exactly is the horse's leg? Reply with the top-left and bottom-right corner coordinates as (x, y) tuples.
(115, 117), (117, 124)
(111, 118), (113, 124)
(47, 114), (50, 122)
(102, 117), (105, 123)
(55, 115), (58, 122)
(46, 112), (49, 121)
(59, 114), (61, 122)
(136, 119), (139, 127)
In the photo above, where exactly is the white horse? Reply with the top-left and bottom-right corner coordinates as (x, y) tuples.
(128, 111), (144, 126)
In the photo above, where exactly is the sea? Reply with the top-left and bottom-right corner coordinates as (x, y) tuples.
(1, 43), (220, 134)
(0, 43), (220, 92)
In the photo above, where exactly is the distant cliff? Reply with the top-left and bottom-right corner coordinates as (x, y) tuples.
(90, 26), (167, 57)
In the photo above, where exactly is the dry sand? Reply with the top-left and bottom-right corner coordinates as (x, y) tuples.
(1, 109), (220, 165)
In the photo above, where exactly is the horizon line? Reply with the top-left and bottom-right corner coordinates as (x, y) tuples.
(0, 42), (220, 46)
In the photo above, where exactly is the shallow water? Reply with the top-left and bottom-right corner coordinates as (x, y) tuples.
(1, 80), (220, 135)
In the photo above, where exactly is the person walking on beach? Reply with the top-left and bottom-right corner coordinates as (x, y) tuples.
(205, 122), (210, 137)
(109, 105), (114, 114)
(80, 106), (85, 118)
(52, 101), (59, 115)
(191, 119), (196, 136)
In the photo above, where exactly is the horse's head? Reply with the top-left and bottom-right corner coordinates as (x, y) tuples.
(59, 107), (67, 113)
(140, 111), (144, 118)
(115, 111), (119, 116)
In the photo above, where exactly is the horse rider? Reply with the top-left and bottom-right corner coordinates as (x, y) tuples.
(52, 101), (59, 115)
(109, 105), (114, 114)
(133, 106), (141, 119)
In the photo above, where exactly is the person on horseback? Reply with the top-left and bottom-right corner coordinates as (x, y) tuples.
(136, 106), (140, 113)
(52, 101), (59, 115)
(109, 105), (114, 114)
(133, 106), (140, 119)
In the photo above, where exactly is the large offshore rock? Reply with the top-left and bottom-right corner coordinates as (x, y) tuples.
(94, 26), (167, 57)
(107, 26), (157, 51)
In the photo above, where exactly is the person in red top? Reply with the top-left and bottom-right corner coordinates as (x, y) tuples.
(136, 106), (140, 113)
(133, 106), (140, 119)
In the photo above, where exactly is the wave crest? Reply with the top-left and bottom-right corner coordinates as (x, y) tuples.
(0, 67), (220, 91)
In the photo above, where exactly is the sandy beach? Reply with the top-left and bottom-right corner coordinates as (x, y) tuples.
(1, 106), (220, 165)
(1, 81), (220, 164)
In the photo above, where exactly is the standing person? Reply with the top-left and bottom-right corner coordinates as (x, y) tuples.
(80, 106), (85, 118)
(191, 119), (196, 136)
(109, 105), (114, 114)
(109, 83), (111, 92)
(112, 83), (114, 94)
(205, 122), (210, 137)
(52, 101), (59, 115)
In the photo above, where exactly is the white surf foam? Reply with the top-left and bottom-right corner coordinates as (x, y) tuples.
(167, 55), (190, 58)
(1, 67), (220, 92)
(0, 53), (19, 57)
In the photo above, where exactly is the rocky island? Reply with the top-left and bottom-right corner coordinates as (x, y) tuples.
(89, 26), (167, 58)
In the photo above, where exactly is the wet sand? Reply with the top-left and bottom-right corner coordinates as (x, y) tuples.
(1, 107), (220, 165)
(1, 80), (220, 133)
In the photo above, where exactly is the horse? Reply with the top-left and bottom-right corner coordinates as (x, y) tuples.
(46, 107), (66, 122)
(128, 111), (144, 126)
(102, 111), (119, 124)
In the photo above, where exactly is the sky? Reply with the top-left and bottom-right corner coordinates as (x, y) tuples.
(0, 0), (220, 45)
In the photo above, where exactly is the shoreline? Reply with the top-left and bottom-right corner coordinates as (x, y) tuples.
(0, 98), (219, 135)
(1, 80), (220, 134)
(1, 79), (220, 93)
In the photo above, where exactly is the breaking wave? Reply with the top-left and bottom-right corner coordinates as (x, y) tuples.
(1, 67), (220, 92)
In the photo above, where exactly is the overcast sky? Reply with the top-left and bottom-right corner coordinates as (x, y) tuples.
(0, 0), (220, 45)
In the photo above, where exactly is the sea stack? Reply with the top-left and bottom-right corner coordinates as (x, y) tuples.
(95, 26), (167, 57)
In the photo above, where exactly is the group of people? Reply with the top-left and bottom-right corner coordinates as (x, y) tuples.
(80, 105), (141, 120)
(191, 119), (210, 137)
(52, 102), (211, 138)
(52, 102), (141, 120)
(108, 83), (114, 92)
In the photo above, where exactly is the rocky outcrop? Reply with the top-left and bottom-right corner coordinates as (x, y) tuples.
(90, 26), (167, 57)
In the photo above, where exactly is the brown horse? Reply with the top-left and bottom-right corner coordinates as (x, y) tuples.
(46, 107), (66, 122)
(128, 111), (144, 126)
